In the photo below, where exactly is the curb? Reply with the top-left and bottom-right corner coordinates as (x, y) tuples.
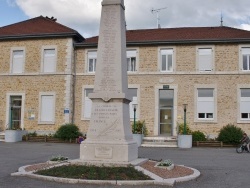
(11, 163), (200, 186)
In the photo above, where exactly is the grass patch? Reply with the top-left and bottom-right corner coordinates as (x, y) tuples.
(35, 165), (152, 180)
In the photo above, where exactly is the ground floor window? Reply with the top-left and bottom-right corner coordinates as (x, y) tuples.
(197, 88), (214, 120)
(240, 88), (250, 120)
(39, 93), (55, 123)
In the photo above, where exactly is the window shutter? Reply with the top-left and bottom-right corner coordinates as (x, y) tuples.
(40, 95), (54, 122)
(84, 89), (93, 118)
(12, 51), (24, 73)
(199, 49), (212, 71)
(43, 49), (55, 72)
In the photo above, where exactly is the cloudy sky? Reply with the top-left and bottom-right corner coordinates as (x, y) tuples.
(1, 0), (250, 38)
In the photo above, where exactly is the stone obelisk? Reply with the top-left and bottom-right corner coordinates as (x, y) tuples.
(80, 0), (138, 163)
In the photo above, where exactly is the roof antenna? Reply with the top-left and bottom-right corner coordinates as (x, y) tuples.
(220, 12), (223, 26)
(151, 7), (167, 29)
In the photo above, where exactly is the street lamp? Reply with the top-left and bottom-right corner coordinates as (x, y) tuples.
(132, 104), (138, 133)
(183, 104), (188, 135)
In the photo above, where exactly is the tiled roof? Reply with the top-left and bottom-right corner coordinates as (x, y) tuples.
(0, 16), (84, 41)
(82, 26), (250, 45)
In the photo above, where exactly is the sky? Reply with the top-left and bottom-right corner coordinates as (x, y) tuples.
(1, 0), (250, 38)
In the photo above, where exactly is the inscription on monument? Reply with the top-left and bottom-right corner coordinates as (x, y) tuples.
(95, 146), (113, 159)
(98, 7), (118, 91)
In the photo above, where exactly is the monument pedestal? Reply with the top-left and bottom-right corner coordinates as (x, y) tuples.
(80, 140), (138, 163)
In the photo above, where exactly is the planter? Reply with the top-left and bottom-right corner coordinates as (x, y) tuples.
(133, 134), (143, 147)
(5, 130), (26, 143)
(155, 163), (175, 171)
(178, 135), (192, 148)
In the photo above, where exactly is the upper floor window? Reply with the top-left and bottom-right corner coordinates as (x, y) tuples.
(87, 51), (97, 73)
(127, 50), (137, 72)
(241, 48), (250, 71)
(197, 88), (214, 120)
(197, 48), (213, 72)
(160, 49), (173, 72)
(42, 49), (56, 73)
(11, 50), (24, 73)
(240, 89), (250, 120)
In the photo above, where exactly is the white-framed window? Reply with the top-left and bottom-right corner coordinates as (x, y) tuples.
(197, 47), (213, 72)
(128, 88), (138, 119)
(42, 48), (56, 73)
(87, 51), (97, 73)
(241, 47), (250, 71)
(11, 50), (24, 73)
(39, 93), (55, 124)
(197, 88), (214, 120)
(127, 50), (137, 72)
(83, 88), (94, 119)
(240, 89), (250, 120)
(160, 48), (173, 72)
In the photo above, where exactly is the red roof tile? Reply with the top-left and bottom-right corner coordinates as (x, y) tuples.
(0, 16), (84, 41)
(83, 26), (250, 45)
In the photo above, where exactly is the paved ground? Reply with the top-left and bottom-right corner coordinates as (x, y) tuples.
(0, 142), (249, 188)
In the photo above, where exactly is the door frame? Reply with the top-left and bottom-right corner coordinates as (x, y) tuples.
(6, 93), (25, 130)
(154, 85), (178, 136)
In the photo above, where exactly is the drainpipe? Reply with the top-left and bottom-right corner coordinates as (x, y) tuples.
(71, 42), (77, 124)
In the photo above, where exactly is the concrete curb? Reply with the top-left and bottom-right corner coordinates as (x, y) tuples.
(11, 163), (200, 186)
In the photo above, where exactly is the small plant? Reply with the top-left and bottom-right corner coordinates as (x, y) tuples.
(177, 122), (192, 135)
(192, 131), (206, 142)
(50, 155), (68, 162)
(54, 123), (82, 141)
(131, 120), (148, 135)
(217, 124), (244, 144)
(157, 159), (173, 167)
(27, 131), (37, 137)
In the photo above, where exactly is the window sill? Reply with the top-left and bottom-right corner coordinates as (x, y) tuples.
(38, 122), (55, 125)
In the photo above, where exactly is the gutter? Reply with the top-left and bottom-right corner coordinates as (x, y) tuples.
(0, 32), (84, 42)
(74, 38), (250, 48)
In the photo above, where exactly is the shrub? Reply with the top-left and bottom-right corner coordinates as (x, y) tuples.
(54, 124), (82, 141)
(192, 131), (206, 142)
(217, 124), (244, 144)
(131, 120), (148, 135)
(177, 122), (192, 135)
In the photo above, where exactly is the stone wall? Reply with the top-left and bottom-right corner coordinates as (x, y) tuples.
(75, 44), (250, 137)
(0, 38), (73, 133)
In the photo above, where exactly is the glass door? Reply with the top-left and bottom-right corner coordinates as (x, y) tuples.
(9, 96), (22, 129)
(159, 90), (174, 135)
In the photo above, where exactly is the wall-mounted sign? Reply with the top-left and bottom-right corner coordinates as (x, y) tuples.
(64, 108), (70, 114)
(163, 85), (169, 89)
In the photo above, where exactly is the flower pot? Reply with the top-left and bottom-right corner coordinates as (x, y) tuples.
(178, 135), (192, 148)
(5, 130), (26, 142)
(132, 134), (143, 147)
(167, 164), (175, 171)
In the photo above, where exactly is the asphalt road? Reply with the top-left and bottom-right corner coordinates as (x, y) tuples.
(0, 142), (249, 188)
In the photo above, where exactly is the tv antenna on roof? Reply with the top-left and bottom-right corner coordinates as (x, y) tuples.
(151, 7), (167, 28)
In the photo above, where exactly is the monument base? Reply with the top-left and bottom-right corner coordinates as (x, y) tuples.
(80, 140), (138, 164)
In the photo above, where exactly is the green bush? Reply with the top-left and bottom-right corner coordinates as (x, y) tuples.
(192, 131), (206, 142)
(131, 120), (148, 135)
(177, 123), (192, 135)
(217, 124), (244, 144)
(54, 124), (82, 141)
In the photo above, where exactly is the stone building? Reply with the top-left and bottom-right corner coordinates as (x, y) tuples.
(1, 16), (250, 139)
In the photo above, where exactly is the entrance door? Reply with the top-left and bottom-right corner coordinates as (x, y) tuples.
(159, 90), (174, 135)
(9, 96), (22, 129)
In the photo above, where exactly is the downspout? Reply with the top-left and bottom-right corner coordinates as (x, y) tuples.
(71, 42), (77, 124)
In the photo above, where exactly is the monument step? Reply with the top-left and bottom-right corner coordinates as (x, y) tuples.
(141, 136), (178, 148)
(0, 132), (5, 141)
